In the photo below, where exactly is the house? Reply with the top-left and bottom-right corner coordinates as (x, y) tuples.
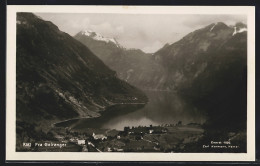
(149, 129), (154, 134)
(92, 133), (107, 140)
(117, 135), (121, 139)
(132, 97), (138, 100)
(69, 137), (78, 143)
(55, 135), (64, 141)
(77, 139), (85, 145)
(162, 129), (168, 133)
(128, 131), (134, 135)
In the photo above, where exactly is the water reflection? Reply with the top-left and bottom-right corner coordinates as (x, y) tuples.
(102, 91), (206, 130)
(68, 91), (206, 131)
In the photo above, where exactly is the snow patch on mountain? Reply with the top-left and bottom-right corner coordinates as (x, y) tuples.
(210, 23), (216, 32)
(237, 28), (247, 33)
(81, 29), (94, 36)
(81, 30), (120, 47)
(232, 27), (247, 36)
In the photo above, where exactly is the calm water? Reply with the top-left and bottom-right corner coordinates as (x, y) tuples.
(56, 91), (206, 130)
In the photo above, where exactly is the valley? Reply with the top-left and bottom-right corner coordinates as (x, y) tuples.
(16, 13), (247, 153)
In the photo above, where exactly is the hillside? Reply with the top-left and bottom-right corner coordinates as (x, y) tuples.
(153, 22), (247, 130)
(16, 13), (147, 147)
(75, 22), (247, 131)
(74, 30), (165, 90)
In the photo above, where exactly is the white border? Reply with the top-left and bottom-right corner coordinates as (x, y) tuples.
(6, 5), (255, 161)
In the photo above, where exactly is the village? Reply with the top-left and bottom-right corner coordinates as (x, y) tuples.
(27, 122), (204, 152)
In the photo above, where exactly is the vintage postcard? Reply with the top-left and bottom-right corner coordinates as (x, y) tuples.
(6, 5), (255, 161)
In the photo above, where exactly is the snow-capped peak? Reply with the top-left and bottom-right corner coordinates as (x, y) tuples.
(81, 29), (95, 36)
(81, 29), (120, 47)
(210, 23), (216, 32)
(232, 26), (247, 36)
(232, 27), (237, 36)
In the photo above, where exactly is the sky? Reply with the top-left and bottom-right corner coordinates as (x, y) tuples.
(35, 13), (246, 53)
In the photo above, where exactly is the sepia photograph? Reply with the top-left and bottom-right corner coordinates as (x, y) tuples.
(6, 5), (255, 161)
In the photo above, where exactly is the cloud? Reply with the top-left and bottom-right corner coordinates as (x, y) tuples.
(36, 13), (91, 35)
(35, 13), (247, 53)
(116, 26), (124, 34)
(182, 15), (247, 29)
(89, 22), (113, 35)
(70, 17), (90, 30)
(142, 41), (164, 53)
(84, 22), (125, 39)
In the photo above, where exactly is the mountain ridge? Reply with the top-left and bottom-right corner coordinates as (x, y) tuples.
(16, 12), (147, 136)
(74, 30), (165, 90)
(75, 22), (247, 92)
(75, 21), (247, 131)
(78, 29), (121, 47)
(153, 21), (247, 130)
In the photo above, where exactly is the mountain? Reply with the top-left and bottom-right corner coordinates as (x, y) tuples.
(79, 30), (121, 47)
(16, 13), (147, 145)
(153, 22), (247, 130)
(75, 22), (247, 131)
(75, 22), (247, 94)
(74, 30), (165, 90)
(153, 22), (246, 90)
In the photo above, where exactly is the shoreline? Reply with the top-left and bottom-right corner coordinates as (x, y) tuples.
(52, 102), (147, 128)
